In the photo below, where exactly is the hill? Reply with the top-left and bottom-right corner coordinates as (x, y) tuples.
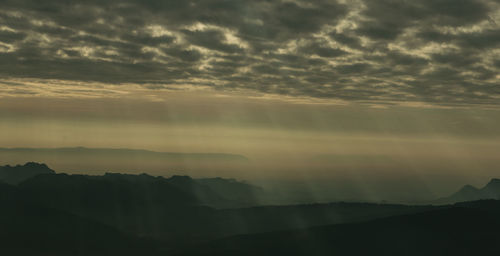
(8, 161), (500, 254)
(1, 163), (437, 242)
(178, 201), (500, 256)
(196, 177), (265, 206)
(0, 162), (55, 184)
(0, 196), (162, 256)
(436, 178), (500, 204)
(15, 172), (215, 238)
(15, 172), (435, 241)
(0, 161), (262, 208)
(0, 164), (263, 239)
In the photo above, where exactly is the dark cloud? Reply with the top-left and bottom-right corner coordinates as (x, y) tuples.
(385, 51), (429, 67)
(0, 29), (27, 43)
(163, 47), (203, 63)
(431, 51), (480, 68)
(424, 0), (490, 25)
(122, 33), (175, 47)
(357, 22), (405, 40)
(357, 0), (490, 41)
(0, 0), (499, 105)
(457, 29), (500, 49)
(329, 31), (363, 49)
(335, 63), (372, 75)
(419, 28), (500, 49)
(494, 60), (500, 68)
(299, 41), (347, 58)
(181, 29), (243, 53)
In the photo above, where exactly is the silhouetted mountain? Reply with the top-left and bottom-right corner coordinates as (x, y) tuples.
(454, 199), (500, 213)
(436, 178), (500, 204)
(5, 177), (500, 256)
(0, 160), (258, 207)
(1, 163), (439, 243)
(482, 178), (500, 196)
(0, 162), (55, 184)
(16, 172), (208, 237)
(197, 177), (265, 205)
(164, 175), (265, 208)
(0, 147), (249, 176)
(212, 202), (434, 236)
(178, 201), (500, 256)
(165, 175), (232, 208)
(7, 169), (255, 239)
(0, 181), (16, 200)
(99, 173), (259, 208)
(9, 161), (500, 256)
(0, 196), (162, 256)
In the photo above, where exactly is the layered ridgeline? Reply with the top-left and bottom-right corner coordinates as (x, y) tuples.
(0, 162), (55, 185)
(0, 162), (263, 208)
(0, 147), (248, 162)
(0, 163), (434, 241)
(435, 178), (500, 204)
(178, 201), (500, 256)
(0, 187), (161, 256)
(3, 162), (500, 255)
(0, 147), (249, 177)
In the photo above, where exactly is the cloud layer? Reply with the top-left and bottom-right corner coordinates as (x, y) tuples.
(0, 0), (499, 105)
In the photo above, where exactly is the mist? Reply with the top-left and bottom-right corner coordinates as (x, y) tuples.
(2, 95), (499, 203)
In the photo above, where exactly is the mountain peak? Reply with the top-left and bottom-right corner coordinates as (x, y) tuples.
(0, 162), (55, 185)
(458, 184), (479, 193)
(438, 178), (500, 204)
(486, 178), (500, 187)
(23, 162), (51, 170)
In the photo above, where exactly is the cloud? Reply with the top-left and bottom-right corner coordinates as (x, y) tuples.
(0, 29), (27, 43)
(0, 0), (499, 106)
(181, 29), (244, 53)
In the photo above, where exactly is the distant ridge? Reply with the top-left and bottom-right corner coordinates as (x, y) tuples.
(0, 162), (55, 185)
(0, 147), (249, 161)
(0, 147), (249, 175)
(0, 162), (262, 209)
(436, 178), (500, 204)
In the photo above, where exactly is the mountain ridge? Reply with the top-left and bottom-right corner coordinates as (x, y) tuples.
(0, 162), (263, 209)
(0, 162), (55, 185)
(0, 147), (249, 160)
(436, 178), (500, 204)
(177, 201), (500, 256)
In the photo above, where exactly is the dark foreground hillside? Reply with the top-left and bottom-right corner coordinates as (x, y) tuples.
(0, 190), (162, 256)
(3, 163), (500, 255)
(177, 204), (500, 256)
(0, 163), (434, 241)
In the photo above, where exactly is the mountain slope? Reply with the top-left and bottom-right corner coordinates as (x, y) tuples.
(437, 178), (500, 204)
(97, 172), (259, 208)
(197, 177), (265, 206)
(13, 170), (261, 239)
(16, 172), (207, 237)
(0, 162), (55, 184)
(0, 196), (162, 256)
(178, 201), (500, 256)
(213, 202), (434, 236)
(3, 164), (436, 241)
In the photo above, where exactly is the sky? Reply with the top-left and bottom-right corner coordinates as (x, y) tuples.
(1, 0), (500, 201)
